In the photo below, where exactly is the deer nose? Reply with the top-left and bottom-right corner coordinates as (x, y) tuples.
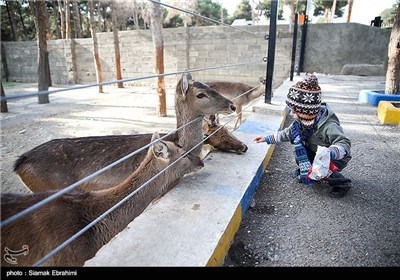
(230, 104), (236, 112)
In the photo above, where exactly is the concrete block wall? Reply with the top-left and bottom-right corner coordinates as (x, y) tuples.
(302, 23), (390, 75)
(2, 25), (293, 89)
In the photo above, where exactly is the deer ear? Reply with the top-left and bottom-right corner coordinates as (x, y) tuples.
(152, 140), (169, 162)
(181, 71), (193, 98)
(151, 131), (160, 143)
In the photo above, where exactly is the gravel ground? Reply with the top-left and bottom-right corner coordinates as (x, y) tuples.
(223, 75), (400, 267)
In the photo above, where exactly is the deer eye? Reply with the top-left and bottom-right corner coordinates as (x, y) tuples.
(196, 93), (208, 99)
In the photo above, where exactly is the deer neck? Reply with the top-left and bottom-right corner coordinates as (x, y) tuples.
(248, 84), (264, 100)
(91, 155), (169, 239)
(175, 101), (203, 156)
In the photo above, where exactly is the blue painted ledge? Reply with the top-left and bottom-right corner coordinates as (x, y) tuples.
(359, 89), (400, 106)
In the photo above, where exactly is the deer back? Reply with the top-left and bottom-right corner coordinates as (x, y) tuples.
(2, 133), (203, 267)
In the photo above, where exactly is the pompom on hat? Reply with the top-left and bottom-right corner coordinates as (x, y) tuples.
(286, 75), (322, 128)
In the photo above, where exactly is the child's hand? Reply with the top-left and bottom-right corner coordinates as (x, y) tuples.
(254, 136), (265, 143)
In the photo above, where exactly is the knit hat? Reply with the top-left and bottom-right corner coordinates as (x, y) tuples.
(286, 75), (322, 128)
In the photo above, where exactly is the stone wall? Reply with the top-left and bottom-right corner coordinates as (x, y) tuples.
(1, 23), (391, 89)
(2, 25), (292, 89)
(302, 23), (391, 75)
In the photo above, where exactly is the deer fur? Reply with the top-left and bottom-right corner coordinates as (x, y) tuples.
(13, 73), (236, 192)
(1, 132), (204, 267)
(202, 115), (247, 154)
(205, 78), (266, 130)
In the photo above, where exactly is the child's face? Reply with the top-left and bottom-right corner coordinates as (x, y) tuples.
(290, 108), (300, 121)
(290, 107), (317, 125)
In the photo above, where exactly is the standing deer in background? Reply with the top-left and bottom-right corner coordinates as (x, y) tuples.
(205, 77), (266, 130)
(1, 132), (204, 267)
(13, 72), (236, 192)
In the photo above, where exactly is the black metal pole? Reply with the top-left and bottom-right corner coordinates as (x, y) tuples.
(297, 15), (308, 75)
(290, 13), (298, 81)
(264, 0), (278, 104)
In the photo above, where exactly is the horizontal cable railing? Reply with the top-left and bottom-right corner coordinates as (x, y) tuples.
(1, 0), (270, 266)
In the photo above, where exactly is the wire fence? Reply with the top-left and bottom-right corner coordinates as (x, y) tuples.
(1, 0), (271, 267)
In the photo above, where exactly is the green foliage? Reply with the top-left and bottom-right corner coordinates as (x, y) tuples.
(1, 0), (35, 41)
(380, 3), (399, 27)
(193, 0), (225, 26)
(313, 0), (347, 18)
(256, 0), (284, 20)
(232, 0), (252, 21)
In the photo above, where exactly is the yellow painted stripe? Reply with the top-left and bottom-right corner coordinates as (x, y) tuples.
(206, 204), (242, 267)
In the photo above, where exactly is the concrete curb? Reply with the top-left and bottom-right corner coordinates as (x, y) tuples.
(358, 89), (400, 106)
(377, 101), (400, 125)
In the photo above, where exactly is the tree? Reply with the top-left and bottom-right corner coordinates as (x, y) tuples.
(150, 0), (167, 117)
(111, 0), (124, 88)
(313, 0), (347, 23)
(29, 0), (50, 104)
(59, 0), (65, 39)
(233, 0), (252, 21)
(346, 0), (353, 23)
(1, 82), (8, 113)
(5, 1), (17, 41)
(385, 3), (400, 95)
(65, 0), (71, 38)
(194, 0), (223, 26)
(52, 0), (61, 39)
(88, 0), (103, 93)
(73, 1), (82, 38)
(257, 0), (285, 20)
(164, 0), (196, 27)
(380, 3), (399, 27)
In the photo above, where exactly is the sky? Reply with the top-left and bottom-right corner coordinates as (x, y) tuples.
(219, 0), (397, 26)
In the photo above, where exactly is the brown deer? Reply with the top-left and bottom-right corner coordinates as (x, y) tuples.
(205, 77), (266, 130)
(202, 115), (247, 154)
(1, 132), (204, 267)
(13, 72), (236, 192)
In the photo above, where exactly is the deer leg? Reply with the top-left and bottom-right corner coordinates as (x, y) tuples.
(233, 112), (242, 130)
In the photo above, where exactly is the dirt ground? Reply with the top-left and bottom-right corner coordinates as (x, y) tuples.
(0, 83), (178, 194)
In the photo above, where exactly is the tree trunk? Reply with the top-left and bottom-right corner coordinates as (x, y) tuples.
(1, 83), (8, 113)
(17, 2), (28, 40)
(59, 0), (65, 39)
(346, 0), (354, 23)
(1, 42), (9, 82)
(385, 4), (400, 95)
(73, 1), (82, 38)
(65, 0), (71, 39)
(111, 0), (124, 88)
(132, 0), (140, 30)
(6, 1), (17, 41)
(52, 0), (61, 39)
(30, 1), (50, 104)
(150, 0), (166, 117)
(330, 0), (337, 23)
(89, 0), (103, 93)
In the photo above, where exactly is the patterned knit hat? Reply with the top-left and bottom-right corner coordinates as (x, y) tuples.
(286, 75), (321, 127)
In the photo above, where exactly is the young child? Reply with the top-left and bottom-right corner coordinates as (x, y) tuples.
(254, 75), (352, 198)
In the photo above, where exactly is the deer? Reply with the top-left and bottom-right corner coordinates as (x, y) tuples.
(13, 72), (237, 193)
(202, 114), (247, 154)
(205, 77), (266, 130)
(1, 132), (204, 267)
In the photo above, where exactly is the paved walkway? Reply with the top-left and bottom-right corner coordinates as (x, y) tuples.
(1, 75), (399, 267)
(223, 74), (400, 267)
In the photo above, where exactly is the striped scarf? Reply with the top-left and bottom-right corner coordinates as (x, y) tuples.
(291, 108), (324, 185)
